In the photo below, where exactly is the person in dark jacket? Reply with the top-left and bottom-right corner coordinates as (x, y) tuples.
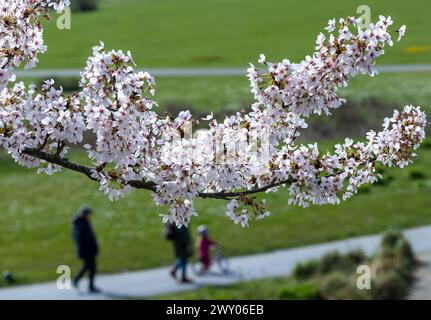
(72, 207), (100, 293)
(166, 223), (193, 283)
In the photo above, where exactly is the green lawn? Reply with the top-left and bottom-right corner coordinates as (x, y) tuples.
(154, 72), (431, 115)
(0, 142), (430, 286)
(38, 0), (431, 69)
(23, 72), (431, 116)
(153, 277), (294, 300)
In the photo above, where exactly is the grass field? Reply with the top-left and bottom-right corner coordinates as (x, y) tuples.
(24, 72), (431, 117)
(37, 0), (431, 69)
(155, 72), (431, 115)
(0, 141), (430, 286)
(153, 277), (294, 300)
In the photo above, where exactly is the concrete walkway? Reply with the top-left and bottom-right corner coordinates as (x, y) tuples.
(14, 64), (431, 79)
(1, 225), (431, 300)
(408, 252), (431, 300)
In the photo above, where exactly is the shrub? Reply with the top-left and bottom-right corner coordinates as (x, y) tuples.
(292, 260), (320, 280)
(378, 229), (416, 262)
(357, 184), (371, 194)
(371, 270), (410, 300)
(346, 250), (367, 265)
(319, 272), (352, 300)
(394, 239), (417, 282)
(422, 138), (431, 149)
(289, 229), (416, 300)
(293, 250), (367, 281)
(278, 281), (320, 300)
(409, 170), (426, 180)
(396, 238), (416, 265)
(71, 0), (98, 12)
(318, 250), (366, 274)
(380, 229), (403, 250)
(374, 230), (417, 295)
(319, 251), (343, 274)
(374, 174), (394, 186)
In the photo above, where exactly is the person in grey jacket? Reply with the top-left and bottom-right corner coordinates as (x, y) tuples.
(72, 207), (100, 293)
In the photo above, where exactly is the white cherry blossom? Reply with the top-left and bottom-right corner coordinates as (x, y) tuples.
(0, 1), (427, 227)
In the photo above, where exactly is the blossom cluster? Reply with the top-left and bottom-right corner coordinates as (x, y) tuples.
(0, 79), (84, 172)
(80, 42), (159, 198)
(248, 16), (403, 117)
(0, 1), (427, 227)
(0, 0), (70, 88)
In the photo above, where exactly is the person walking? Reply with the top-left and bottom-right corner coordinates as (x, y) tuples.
(165, 223), (193, 283)
(72, 207), (100, 293)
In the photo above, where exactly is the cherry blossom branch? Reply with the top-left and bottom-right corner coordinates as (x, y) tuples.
(21, 147), (289, 199)
(22, 148), (99, 181)
(198, 179), (290, 200)
(21, 145), (373, 203)
(0, 1), (425, 228)
(22, 147), (158, 190)
(20, 147), (288, 201)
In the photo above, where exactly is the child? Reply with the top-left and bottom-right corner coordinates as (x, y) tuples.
(196, 225), (217, 272)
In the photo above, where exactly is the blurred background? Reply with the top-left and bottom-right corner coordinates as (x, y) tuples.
(1, 0), (431, 299)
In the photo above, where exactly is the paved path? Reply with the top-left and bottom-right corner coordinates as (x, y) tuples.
(1, 225), (431, 300)
(408, 252), (431, 300)
(14, 64), (431, 79)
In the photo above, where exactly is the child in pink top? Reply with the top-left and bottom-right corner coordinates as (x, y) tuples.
(196, 225), (217, 271)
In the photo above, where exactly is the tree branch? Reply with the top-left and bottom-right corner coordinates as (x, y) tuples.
(21, 148), (373, 202)
(23, 148), (157, 191)
(21, 148), (292, 200)
(197, 179), (292, 200)
(23, 148), (98, 181)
